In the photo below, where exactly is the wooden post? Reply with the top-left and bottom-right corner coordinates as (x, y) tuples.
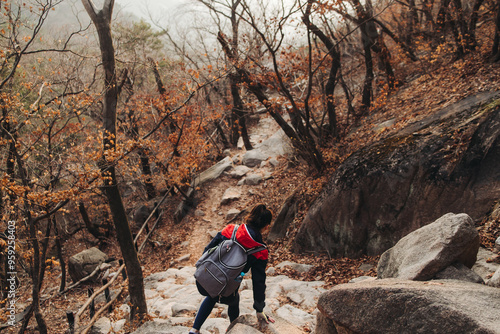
(119, 260), (127, 280)
(66, 311), (75, 334)
(88, 288), (95, 319)
(103, 279), (112, 312)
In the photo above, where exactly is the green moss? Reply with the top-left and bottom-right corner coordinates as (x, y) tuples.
(482, 98), (500, 112)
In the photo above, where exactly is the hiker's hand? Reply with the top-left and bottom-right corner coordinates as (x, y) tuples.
(257, 312), (275, 324)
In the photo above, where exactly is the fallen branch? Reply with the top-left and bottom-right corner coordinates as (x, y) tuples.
(74, 263), (125, 332)
(79, 287), (124, 334)
(57, 265), (101, 295)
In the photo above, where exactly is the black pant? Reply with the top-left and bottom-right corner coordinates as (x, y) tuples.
(194, 281), (241, 329)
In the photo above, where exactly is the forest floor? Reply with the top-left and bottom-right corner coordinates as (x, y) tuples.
(10, 52), (500, 333)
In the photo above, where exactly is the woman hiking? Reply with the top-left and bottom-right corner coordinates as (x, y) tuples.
(189, 204), (275, 334)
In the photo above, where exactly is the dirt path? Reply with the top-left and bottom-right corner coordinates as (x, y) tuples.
(176, 115), (284, 267)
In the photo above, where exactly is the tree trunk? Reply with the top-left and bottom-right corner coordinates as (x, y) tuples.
(37, 219), (52, 290)
(467, 0), (485, 50)
(53, 218), (66, 292)
(436, 0), (452, 44)
(78, 202), (102, 239)
(302, 0), (341, 138)
(492, 0), (500, 59)
(140, 150), (156, 199)
(230, 73), (252, 150)
(375, 33), (396, 89)
(360, 21), (375, 116)
(405, 0), (418, 46)
(214, 119), (230, 148)
(81, 0), (147, 321)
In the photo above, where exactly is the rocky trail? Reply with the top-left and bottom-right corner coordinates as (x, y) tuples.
(90, 115), (330, 334)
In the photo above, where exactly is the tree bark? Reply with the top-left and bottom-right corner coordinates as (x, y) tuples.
(360, 21), (375, 115)
(53, 218), (66, 292)
(78, 202), (102, 239)
(493, 0), (500, 60)
(468, 0), (485, 50)
(81, 0), (147, 321)
(230, 73), (252, 150)
(303, 0), (341, 138)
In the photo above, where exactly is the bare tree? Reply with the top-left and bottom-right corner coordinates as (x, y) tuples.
(81, 0), (147, 321)
(302, 0), (342, 138)
(197, 0), (253, 149)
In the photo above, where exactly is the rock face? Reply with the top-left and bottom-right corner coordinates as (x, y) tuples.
(294, 92), (500, 257)
(68, 247), (109, 282)
(377, 213), (479, 280)
(267, 191), (299, 244)
(316, 279), (500, 334)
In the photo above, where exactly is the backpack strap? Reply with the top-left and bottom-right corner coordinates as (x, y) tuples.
(247, 245), (267, 255)
(231, 224), (239, 241)
(231, 224), (267, 255)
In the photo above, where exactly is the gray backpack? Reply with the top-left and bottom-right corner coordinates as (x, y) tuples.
(194, 225), (266, 298)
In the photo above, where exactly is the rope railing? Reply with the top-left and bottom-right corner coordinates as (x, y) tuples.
(70, 188), (172, 333)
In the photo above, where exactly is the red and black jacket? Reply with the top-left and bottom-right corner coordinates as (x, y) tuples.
(204, 223), (268, 312)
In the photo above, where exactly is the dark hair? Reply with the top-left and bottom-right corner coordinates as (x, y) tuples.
(245, 204), (272, 231)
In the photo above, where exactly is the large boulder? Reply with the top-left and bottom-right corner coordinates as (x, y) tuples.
(68, 247), (109, 282)
(377, 213), (479, 280)
(294, 91), (500, 257)
(174, 157), (233, 223)
(267, 190), (299, 244)
(316, 279), (500, 334)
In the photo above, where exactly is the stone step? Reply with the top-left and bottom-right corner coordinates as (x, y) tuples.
(226, 314), (305, 334)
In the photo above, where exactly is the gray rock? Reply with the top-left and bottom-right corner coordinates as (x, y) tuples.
(434, 262), (484, 284)
(317, 278), (500, 334)
(266, 267), (276, 275)
(348, 276), (376, 284)
(227, 314), (305, 334)
(358, 263), (374, 272)
(227, 323), (262, 334)
(487, 267), (500, 288)
(221, 187), (241, 204)
(242, 150), (269, 167)
(172, 254), (190, 264)
(174, 157), (233, 223)
(171, 302), (197, 316)
(194, 209), (205, 216)
(373, 118), (396, 132)
(131, 319), (190, 334)
(268, 191), (298, 244)
(89, 317), (111, 334)
(229, 165), (253, 178)
(377, 213), (479, 280)
(226, 208), (241, 220)
(276, 261), (314, 273)
(192, 156), (233, 187)
(245, 173), (263, 185)
(204, 318), (231, 333)
(68, 247), (109, 282)
(269, 158), (280, 167)
(495, 236), (500, 252)
(315, 312), (338, 334)
(276, 305), (315, 328)
(258, 129), (294, 158)
(473, 247), (500, 281)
